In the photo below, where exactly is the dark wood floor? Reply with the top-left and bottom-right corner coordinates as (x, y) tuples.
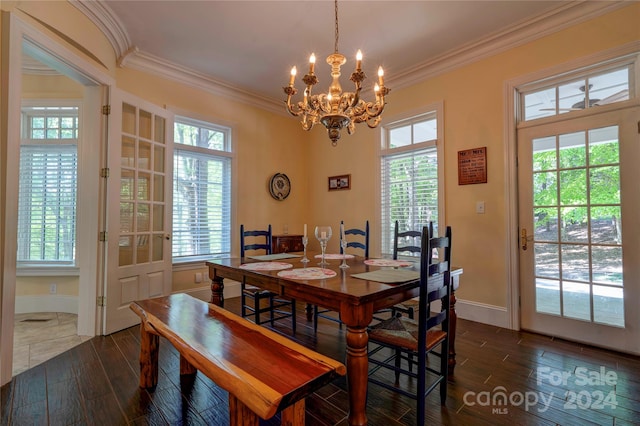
(2, 297), (640, 426)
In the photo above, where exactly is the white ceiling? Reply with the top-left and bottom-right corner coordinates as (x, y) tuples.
(78, 1), (620, 106)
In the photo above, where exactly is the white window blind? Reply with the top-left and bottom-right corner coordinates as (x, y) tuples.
(18, 106), (79, 265)
(18, 145), (78, 263)
(380, 110), (440, 256)
(173, 118), (232, 261)
(381, 146), (438, 255)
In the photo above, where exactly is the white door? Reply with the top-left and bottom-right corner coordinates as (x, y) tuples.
(104, 90), (173, 334)
(518, 108), (640, 354)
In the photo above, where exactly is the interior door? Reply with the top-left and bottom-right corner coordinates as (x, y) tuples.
(518, 108), (640, 353)
(104, 90), (173, 334)
(518, 108), (640, 354)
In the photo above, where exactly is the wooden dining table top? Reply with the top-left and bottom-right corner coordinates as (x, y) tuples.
(206, 254), (425, 312)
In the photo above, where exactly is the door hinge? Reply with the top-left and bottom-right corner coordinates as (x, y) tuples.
(102, 104), (111, 115)
(99, 231), (108, 242)
(637, 120), (640, 134)
(100, 167), (110, 178)
(97, 296), (106, 307)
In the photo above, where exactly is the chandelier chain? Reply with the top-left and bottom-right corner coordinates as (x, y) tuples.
(334, 0), (339, 53)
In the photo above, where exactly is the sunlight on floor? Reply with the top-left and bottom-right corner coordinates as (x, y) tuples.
(12, 312), (91, 377)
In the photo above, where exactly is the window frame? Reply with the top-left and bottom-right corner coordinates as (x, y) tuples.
(17, 102), (81, 272)
(379, 103), (445, 257)
(519, 54), (638, 124)
(172, 116), (233, 264)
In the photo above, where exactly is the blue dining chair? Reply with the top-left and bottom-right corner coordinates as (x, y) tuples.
(240, 224), (296, 333)
(314, 220), (369, 332)
(368, 224), (452, 426)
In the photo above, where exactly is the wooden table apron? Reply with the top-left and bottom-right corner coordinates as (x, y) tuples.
(206, 257), (458, 426)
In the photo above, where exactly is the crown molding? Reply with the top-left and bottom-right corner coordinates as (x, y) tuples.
(120, 49), (284, 114)
(389, 1), (630, 93)
(70, 0), (130, 58)
(72, 0), (629, 115)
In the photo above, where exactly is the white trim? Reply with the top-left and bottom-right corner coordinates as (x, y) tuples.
(71, 1), (627, 117)
(69, 0), (130, 58)
(456, 299), (510, 329)
(391, 2), (628, 93)
(14, 295), (78, 315)
(504, 42), (640, 334)
(1, 11), (114, 386)
(122, 50), (283, 115)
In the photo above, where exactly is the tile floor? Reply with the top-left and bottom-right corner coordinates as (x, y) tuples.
(12, 312), (91, 377)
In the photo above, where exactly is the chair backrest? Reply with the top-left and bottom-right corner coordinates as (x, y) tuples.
(340, 220), (370, 258)
(393, 220), (432, 259)
(240, 224), (272, 258)
(417, 223), (452, 339)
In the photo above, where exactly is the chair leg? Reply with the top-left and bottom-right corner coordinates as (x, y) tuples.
(394, 348), (401, 383)
(291, 299), (296, 334)
(440, 341), (449, 405)
(269, 295), (275, 327)
(313, 305), (319, 332)
(254, 295), (261, 325)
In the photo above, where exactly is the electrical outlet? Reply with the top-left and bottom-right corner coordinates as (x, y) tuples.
(50, 283), (57, 294)
(194, 273), (203, 283)
(476, 201), (485, 214)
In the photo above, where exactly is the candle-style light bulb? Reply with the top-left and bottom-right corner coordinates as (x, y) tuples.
(356, 50), (363, 71)
(378, 66), (385, 86)
(289, 66), (297, 86)
(374, 83), (380, 93)
(309, 53), (316, 74)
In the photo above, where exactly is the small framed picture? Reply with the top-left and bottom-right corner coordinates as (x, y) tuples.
(328, 174), (351, 191)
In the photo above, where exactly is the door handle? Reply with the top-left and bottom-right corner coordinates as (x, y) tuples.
(521, 229), (527, 251)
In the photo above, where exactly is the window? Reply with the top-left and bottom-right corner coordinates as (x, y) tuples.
(380, 109), (442, 256)
(18, 106), (79, 265)
(522, 59), (634, 122)
(173, 117), (232, 261)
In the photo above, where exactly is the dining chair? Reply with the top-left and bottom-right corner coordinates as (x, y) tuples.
(390, 221), (434, 319)
(313, 220), (369, 332)
(240, 224), (296, 333)
(340, 220), (370, 258)
(367, 224), (452, 426)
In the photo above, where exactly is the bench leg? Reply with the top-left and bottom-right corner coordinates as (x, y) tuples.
(180, 355), (197, 376)
(229, 394), (259, 426)
(139, 324), (159, 388)
(281, 399), (305, 426)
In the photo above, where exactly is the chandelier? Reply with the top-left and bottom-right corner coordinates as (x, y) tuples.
(283, 0), (390, 146)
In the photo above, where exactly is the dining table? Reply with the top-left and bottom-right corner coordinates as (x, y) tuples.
(206, 253), (462, 426)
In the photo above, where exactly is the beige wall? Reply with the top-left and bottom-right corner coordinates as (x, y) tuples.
(307, 3), (640, 308)
(2, 1), (639, 309)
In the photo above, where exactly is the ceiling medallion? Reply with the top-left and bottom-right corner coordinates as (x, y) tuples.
(283, 0), (390, 146)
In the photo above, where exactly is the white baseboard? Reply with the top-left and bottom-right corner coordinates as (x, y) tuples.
(15, 295), (78, 314)
(179, 279), (241, 302)
(456, 299), (511, 329)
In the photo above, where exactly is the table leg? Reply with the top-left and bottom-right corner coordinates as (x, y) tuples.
(210, 275), (224, 307)
(341, 305), (373, 426)
(448, 289), (457, 378)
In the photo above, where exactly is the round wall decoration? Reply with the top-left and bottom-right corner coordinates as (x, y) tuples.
(269, 173), (291, 200)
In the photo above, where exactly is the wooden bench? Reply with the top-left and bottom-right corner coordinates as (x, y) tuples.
(130, 293), (345, 425)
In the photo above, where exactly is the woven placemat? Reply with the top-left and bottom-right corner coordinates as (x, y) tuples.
(351, 269), (419, 283)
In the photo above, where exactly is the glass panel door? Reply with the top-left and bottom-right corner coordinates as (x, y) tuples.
(518, 108), (640, 354)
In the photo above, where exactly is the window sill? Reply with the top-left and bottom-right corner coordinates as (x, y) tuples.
(17, 266), (80, 277)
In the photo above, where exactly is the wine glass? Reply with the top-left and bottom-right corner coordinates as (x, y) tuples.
(339, 238), (349, 269)
(315, 226), (332, 267)
(301, 236), (310, 264)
